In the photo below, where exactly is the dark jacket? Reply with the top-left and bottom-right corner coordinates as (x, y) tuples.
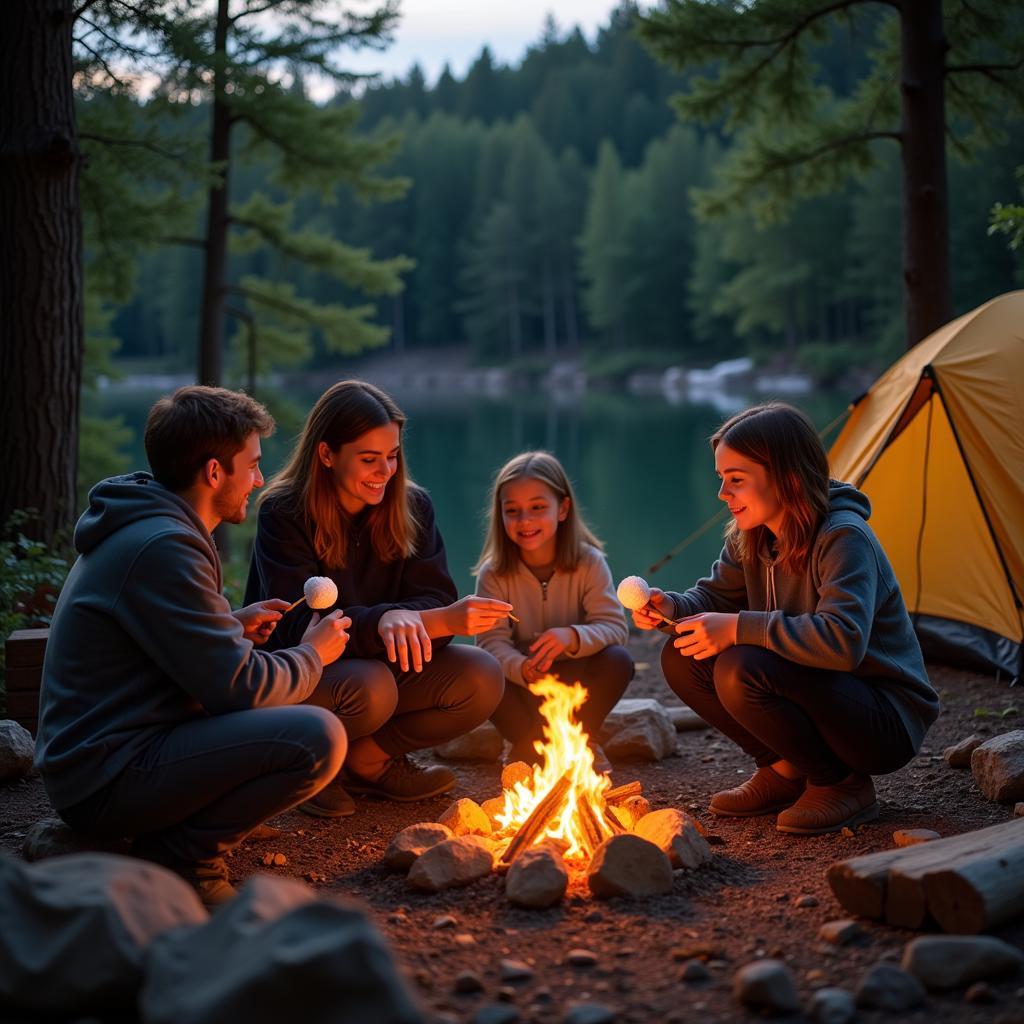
(36, 473), (322, 811)
(665, 481), (939, 752)
(245, 486), (458, 658)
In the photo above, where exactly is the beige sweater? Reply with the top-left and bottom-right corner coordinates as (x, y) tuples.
(475, 544), (628, 687)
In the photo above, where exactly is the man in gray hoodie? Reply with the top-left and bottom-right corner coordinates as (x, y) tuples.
(35, 386), (351, 905)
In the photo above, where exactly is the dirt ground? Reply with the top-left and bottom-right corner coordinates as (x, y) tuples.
(2, 630), (1023, 1024)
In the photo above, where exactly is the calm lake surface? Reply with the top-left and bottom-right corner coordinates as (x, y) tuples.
(87, 380), (848, 601)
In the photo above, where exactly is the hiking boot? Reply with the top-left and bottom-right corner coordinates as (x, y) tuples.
(132, 838), (236, 908)
(776, 773), (879, 835)
(709, 765), (806, 817)
(194, 875), (238, 907)
(345, 755), (456, 802)
(298, 776), (356, 818)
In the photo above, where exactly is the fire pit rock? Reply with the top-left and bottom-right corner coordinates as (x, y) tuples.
(505, 843), (568, 908)
(407, 835), (495, 892)
(598, 699), (677, 762)
(971, 730), (1024, 803)
(634, 808), (713, 870)
(438, 798), (492, 837)
(0, 719), (34, 781)
(586, 833), (674, 899)
(383, 823), (454, 872)
(501, 760), (533, 790)
(434, 722), (504, 762)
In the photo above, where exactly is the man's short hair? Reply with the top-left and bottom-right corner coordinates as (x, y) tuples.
(144, 386), (274, 492)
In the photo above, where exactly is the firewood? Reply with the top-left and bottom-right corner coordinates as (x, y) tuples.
(603, 781), (642, 805)
(827, 818), (1024, 928)
(577, 795), (612, 856)
(604, 804), (628, 834)
(499, 770), (572, 866)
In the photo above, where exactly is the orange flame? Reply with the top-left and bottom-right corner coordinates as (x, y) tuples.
(495, 675), (618, 861)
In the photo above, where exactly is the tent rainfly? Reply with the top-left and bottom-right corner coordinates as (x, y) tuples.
(829, 291), (1024, 682)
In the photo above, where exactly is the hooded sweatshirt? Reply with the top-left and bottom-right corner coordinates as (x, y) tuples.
(35, 473), (322, 811)
(665, 481), (939, 752)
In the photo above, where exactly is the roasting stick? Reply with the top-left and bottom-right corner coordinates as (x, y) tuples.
(616, 575), (677, 627)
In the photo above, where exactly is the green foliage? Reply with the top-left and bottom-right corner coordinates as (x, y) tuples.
(989, 167), (1024, 250)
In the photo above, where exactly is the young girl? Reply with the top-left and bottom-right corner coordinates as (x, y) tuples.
(245, 380), (511, 817)
(632, 402), (939, 834)
(475, 451), (633, 769)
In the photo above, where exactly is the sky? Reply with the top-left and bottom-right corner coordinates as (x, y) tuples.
(339, 0), (623, 87)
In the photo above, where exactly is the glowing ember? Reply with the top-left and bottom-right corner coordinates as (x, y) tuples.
(494, 675), (620, 862)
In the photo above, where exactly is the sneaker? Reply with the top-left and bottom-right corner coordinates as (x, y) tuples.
(194, 875), (238, 907)
(709, 765), (806, 817)
(776, 773), (879, 835)
(345, 755), (457, 802)
(298, 776), (356, 818)
(132, 838), (236, 908)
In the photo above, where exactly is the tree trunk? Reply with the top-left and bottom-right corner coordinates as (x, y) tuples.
(197, 0), (232, 385)
(899, 0), (954, 349)
(0, 0), (82, 542)
(542, 251), (557, 360)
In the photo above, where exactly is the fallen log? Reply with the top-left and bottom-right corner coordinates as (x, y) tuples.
(499, 770), (572, 866)
(828, 818), (1024, 930)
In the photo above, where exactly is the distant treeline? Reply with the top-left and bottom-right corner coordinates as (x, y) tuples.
(110, 3), (1024, 381)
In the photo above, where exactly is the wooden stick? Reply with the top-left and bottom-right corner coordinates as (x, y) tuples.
(499, 770), (572, 865)
(604, 804), (628, 835)
(603, 781), (642, 805)
(284, 596), (307, 614)
(577, 795), (607, 856)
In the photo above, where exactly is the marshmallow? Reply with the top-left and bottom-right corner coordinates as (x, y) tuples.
(616, 575), (651, 611)
(303, 576), (338, 610)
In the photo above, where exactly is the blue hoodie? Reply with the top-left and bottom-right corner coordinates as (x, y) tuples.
(35, 473), (322, 811)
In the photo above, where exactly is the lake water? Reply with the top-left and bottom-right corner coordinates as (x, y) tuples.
(87, 380), (848, 602)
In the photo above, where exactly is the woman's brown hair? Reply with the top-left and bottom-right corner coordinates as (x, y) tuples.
(712, 402), (830, 574)
(261, 380), (421, 568)
(474, 451), (602, 577)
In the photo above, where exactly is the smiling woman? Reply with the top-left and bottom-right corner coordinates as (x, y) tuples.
(244, 380), (511, 817)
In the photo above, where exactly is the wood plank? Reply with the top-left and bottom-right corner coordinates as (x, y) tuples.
(4, 664), (43, 693)
(828, 818), (1024, 921)
(4, 628), (49, 668)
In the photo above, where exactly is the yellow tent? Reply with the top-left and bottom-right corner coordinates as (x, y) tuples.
(829, 291), (1024, 680)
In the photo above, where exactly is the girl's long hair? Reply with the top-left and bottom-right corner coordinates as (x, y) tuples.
(474, 451), (602, 577)
(261, 380), (421, 568)
(712, 402), (830, 574)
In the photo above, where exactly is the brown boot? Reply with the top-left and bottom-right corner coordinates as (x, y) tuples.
(775, 773), (879, 835)
(709, 766), (806, 817)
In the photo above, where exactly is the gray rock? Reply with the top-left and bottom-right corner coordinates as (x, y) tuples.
(505, 844), (567, 908)
(438, 798), (492, 837)
(455, 971), (485, 993)
(1015, 801), (1024, 818)
(586, 834), (673, 900)
(473, 1005), (519, 1024)
(564, 1004), (616, 1024)
(618, 795), (651, 830)
(944, 734), (984, 768)
(407, 835), (494, 892)
(598, 699), (677, 761)
(435, 723), (504, 762)
(818, 920), (863, 946)
(733, 959), (801, 1013)
(680, 959), (711, 982)
(501, 761), (533, 790)
(809, 987), (856, 1024)
(665, 705), (710, 732)
(499, 958), (533, 982)
(796, 894), (819, 908)
(0, 852), (207, 1013)
(634, 808), (712, 869)
(141, 873), (419, 1024)
(0, 719), (34, 781)
(893, 828), (940, 847)
(21, 817), (130, 862)
(901, 935), (1024, 991)
(481, 796), (507, 824)
(971, 730), (1024, 803)
(855, 963), (926, 1011)
(566, 948), (598, 967)
(383, 822), (454, 872)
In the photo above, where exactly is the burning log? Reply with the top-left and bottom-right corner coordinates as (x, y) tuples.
(604, 804), (629, 833)
(603, 781), (642, 805)
(500, 770), (573, 866)
(577, 795), (609, 856)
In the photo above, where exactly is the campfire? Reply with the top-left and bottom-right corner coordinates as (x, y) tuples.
(383, 675), (715, 903)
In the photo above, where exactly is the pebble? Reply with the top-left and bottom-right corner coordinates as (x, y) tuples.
(432, 915), (457, 929)
(818, 920), (863, 946)
(809, 986), (856, 1024)
(584, 910), (604, 923)
(473, 1004), (519, 1024)
(497, 986), (517, 1002)
(796, 895), (819, 908)
(893, 828), (940, 847)
(567, 949), (599, 968)
(840, 827), (855, 838)
(855, 963), (925, 1011)
(499, 959), (534, 983)
(454, 933), (476, 947)
(383, 822), (454, 871)
(564, 1004), (616, 1024)
(260, 852), (287, 866)
(680, 960), (711, 982)
(965, 981), (996, 1004)
(733, 959), (800, 1013)
(943, 734), (984, 767)
(455, 971), (485, 994)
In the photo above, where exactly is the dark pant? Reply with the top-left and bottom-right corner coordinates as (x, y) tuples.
(60, 705), (346, 872)
(661, 641), (914, 786)
(305, 643), (504, 758)
(490, 645), (634, 750)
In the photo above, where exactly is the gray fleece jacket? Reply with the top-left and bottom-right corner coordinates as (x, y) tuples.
(35, 473), (323, 811)
(665, 482), (939, 752)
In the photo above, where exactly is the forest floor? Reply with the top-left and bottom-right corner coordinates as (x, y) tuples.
(2, 631), (1023, 1024)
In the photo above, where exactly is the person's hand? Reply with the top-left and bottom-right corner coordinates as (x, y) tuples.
(444, 595), (515, 636)
(672, 612), (738, 660)
(527, 627), (577, 673)
(521, 659), (544, 686)
(301, 610), (352, 665)
(378, 608), (431, 673)
(631, 587), (675, 630)
(233, 599), (291, 645)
